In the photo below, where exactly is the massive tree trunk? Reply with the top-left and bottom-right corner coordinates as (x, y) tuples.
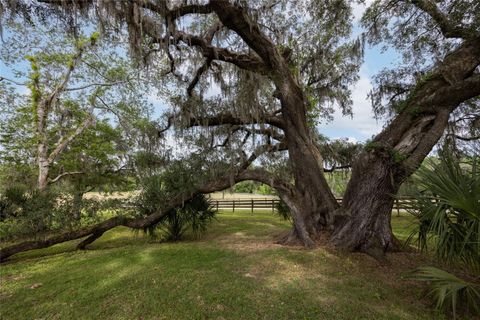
(331, 153), (401, 257)
(212, 0), (338, 247)
(276, 79), (339, 246)
(332, 37), (480, 255)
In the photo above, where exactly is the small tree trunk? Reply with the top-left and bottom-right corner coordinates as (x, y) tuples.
(72, 192), (83, 222)
(37, 160), (49, 191)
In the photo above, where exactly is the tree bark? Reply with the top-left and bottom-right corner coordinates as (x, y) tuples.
(330, 152), (402, 256)
(276, 81), (339, 246)
(332, 37), (480, 255)
(210, 0), (339, 246)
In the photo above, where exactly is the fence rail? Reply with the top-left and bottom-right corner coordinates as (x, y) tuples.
(211, 197), (420, 214)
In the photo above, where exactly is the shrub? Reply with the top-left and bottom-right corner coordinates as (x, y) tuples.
(137, 175), (217, 241)
(275, 200), (291, 221)
(0, 186), (109, 241)
(158, 194), (216, 241)
(406, 156), (480, 318)
(409, 267), (480, 319)
(406, 156), (479, 268)
(0, 187), (57, 240)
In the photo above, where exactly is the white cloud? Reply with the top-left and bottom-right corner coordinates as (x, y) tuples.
(320, 68), (384, 141)
(352, 0), (374, 22)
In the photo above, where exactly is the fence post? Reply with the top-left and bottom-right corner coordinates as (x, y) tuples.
(233, 200), (235, 213)
(396, 198), (400, 216)
(216, 200), (219, 211)
(251, 199), (254, 213)
(272, 199), (274, 213)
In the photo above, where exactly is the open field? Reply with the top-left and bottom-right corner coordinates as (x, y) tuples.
(208, 192), (278, 200)
(84, 192), (278, 201)
(0, 211), (452, 320)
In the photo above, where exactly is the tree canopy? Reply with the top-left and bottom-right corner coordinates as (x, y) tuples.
(0, 0), (478, 261)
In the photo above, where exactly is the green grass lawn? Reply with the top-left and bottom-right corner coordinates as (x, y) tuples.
(0, 211), (446, 320)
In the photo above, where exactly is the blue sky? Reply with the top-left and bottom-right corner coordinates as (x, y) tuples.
(319, 1), (400, 142)
(320, 45), (398, 142)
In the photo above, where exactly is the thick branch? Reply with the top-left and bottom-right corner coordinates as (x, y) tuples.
(402, 109), (450, 175)
(187, 59), (212, 96)
(140, 16), (268, 75)
(209, 0), (279, 69)
(411, 0), (472, 39)
(235, 168), (293, 196)
(0, 147), (286, 262)
(187, 112), (285, 130)
(433, 73), (480, 106)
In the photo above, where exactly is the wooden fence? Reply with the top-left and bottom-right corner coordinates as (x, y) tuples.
(211, 197), (419, 214)
(213, 199), (280, 213)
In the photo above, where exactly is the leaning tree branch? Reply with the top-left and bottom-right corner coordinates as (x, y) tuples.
(432, 73), (480, 105)
(0, 140), (289, 262)
(402, 109), (451, 173)
(209, 0), (279, 68)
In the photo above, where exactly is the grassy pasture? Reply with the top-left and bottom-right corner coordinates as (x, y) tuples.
(0, 211), (451, 320)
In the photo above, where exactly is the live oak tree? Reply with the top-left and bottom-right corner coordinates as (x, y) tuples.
(329, 0), (480, 255)
(104, 0), (362, 247)
(0, 0), (479, 261)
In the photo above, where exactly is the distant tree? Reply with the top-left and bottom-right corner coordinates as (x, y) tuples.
(0, 23), (148, 191)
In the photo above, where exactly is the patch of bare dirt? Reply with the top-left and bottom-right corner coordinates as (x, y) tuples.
(1, 274), (26, 282)
(211, 231), (285, 252)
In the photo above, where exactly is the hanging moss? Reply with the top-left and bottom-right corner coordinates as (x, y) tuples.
(25, 55), (41, 123)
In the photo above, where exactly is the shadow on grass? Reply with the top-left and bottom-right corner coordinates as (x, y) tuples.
(0, 211), (448, 320)
(1, 242), (446, 320)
